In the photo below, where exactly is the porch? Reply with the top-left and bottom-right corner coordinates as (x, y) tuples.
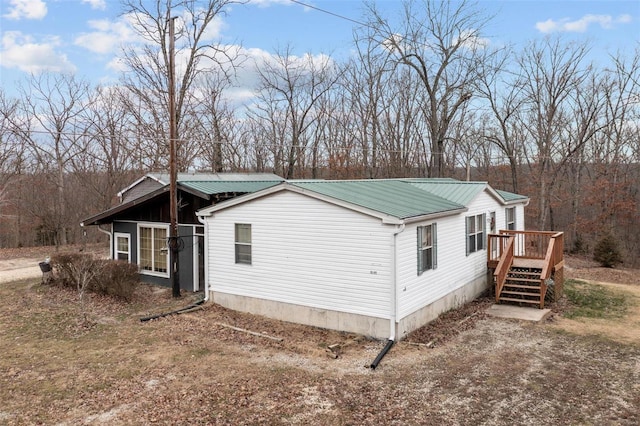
(488, 230), (565, 309)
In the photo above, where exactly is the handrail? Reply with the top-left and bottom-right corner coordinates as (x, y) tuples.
(487, 234), (512, 263)
(493, 236), (515, 303)
(538, 232), (564, 308)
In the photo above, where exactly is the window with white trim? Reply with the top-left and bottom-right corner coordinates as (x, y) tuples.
(139, 225), (168, 275)
(235, 223), (252, 264)
(466, 213), (486, 255)
(114, 233), (130, 262)
(506, 207), (516, 230)
(417, 223), (437, 275)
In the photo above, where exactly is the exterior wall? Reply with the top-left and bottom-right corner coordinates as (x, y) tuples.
(204, 188), (529, 340)
(113, 220), (199, 291)
(205, 191), (396, 336)
(395, 190), (504, 338)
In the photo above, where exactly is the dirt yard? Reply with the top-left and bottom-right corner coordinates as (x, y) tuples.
(0, 249), (639, 425)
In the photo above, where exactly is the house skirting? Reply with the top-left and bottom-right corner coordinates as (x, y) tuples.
(210, 275), (488, 341)
(396, 274), (489, 339)
(211, 292), (391, 339)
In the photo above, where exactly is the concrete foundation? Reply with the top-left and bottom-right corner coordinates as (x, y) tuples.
(212, 292), (391, 339)
(397, 275), (489, 339)
(211, 274), (488, 341)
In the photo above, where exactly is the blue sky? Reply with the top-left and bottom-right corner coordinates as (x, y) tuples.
(1, 0), (638, 97)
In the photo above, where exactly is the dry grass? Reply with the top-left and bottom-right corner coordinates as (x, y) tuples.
(1, 272), (639, 425)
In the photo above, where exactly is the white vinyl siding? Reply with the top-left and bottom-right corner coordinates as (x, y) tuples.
(398, 190), (500, 319)
(138, 224), (169, 277)
(206, 191), (393, 319)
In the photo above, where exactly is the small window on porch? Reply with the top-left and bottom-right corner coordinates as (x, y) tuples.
(506, 207), (516, 230)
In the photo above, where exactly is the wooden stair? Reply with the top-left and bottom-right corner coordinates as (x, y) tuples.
(497, 266), (543, 307)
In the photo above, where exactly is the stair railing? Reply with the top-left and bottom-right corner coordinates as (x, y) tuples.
(494, 236), (515, 303)
(539, 232), (564, 308)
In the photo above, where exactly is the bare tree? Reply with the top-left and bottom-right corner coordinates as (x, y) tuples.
(120, 0), (244, 171)
(11, 73), (92, 246)
(516, 37), (592, 230)
(364, 0), (493, 177)
(251, 46), (341, 179)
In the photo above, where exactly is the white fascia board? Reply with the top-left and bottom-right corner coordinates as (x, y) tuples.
(401, 207), (469, 225)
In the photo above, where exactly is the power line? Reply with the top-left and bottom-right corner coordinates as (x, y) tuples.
(288, 0), (368, 28)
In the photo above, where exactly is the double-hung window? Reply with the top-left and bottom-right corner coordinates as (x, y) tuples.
(139, 224), (168, 275)
(417, 223), (437, 274)
(506, 207), (516, 230)
(235, 224), (252, 264)
(114, 233), (130, 262)
(466, 214), (486, 255)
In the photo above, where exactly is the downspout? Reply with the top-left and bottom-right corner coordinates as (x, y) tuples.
(197, 214), (209, 302)
(370, 222), (405, 369)
(94, 224), (113, 259)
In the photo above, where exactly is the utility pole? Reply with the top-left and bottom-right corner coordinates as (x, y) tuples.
(168, 16), (180, 298)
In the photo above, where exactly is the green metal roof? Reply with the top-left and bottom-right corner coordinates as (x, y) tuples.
(290, 180), (465, 219)
(403, 179), (487, 205)
(181, 180), (282, 196)
(495, 189), (528, 202)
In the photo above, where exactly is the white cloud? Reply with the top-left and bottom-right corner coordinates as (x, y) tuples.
(81, 0), (106, 10)
(74, 18), (142, 55)
(3, 0), (47, 20)
(0, 31), (76, 73)
(536, 14), (633, 34)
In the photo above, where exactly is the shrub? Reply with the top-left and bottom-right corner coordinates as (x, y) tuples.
(92, 260), (140, 301)
(50, 253), (139, 301)
(50, 253), (97, 290)
(593, 234), (623, 268)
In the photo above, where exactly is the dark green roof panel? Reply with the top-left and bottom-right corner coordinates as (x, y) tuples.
(181, 180), (282, 195)
(291, 180), (464, 219)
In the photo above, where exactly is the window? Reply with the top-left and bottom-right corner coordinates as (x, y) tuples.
(139, 225), (168, 275)
(114, 233), (130, 262)
(466, 213), (486, 255)
(235, 223), (252, 264)
(506, 207), (516, 230)
(417, 223), (437, 275)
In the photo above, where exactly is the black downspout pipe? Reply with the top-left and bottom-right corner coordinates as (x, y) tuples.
(140, 297), (205, 322)
(370, 339), (394, 370)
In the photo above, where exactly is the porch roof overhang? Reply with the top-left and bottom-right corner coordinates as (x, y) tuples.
(80, 186), (170, 226)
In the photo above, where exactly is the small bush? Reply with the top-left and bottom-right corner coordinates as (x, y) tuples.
(50, 253), (97, 289)
(50, 253), (139, 301)
(93, 260), (140, 301)
(593, 234), (623, 268)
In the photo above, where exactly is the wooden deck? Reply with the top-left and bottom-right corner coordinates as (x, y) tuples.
(512, 258), (546, 269)
(488, 231), (565, 308)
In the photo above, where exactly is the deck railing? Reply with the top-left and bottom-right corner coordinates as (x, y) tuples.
(539, 232), (564, 308)
(493, 236), (515, 303)
(488, 230), (560, 264)
(489, 230), (565, 308)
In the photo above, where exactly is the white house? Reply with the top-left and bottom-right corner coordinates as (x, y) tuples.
(196, 178), (528, 340)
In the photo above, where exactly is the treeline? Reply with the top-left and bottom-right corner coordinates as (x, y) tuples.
(0, 1), (638, 265)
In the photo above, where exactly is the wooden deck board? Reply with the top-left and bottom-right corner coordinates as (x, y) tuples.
(512, 258), (545, 269)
